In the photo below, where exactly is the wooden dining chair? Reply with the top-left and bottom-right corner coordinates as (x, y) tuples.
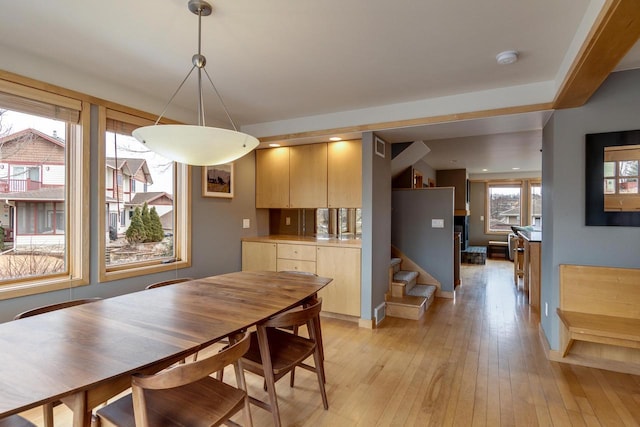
(145, 277), (194, 289)
(277, 271), (325, 387)
(0, 415), (36, 427)
(13, 297), (102, 427)
(241, 297), (328, 427)
(96, 332), (253, 427)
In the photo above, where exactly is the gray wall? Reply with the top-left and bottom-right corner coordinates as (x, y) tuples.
(361, 132), (391, 320)
(0, 105), (268, 322)
(541, 68), (640, 349)
(392, 188), (454, 292)
(412, 159), (436, 186)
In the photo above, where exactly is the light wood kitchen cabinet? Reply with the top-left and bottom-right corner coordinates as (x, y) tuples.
(289, 144), (327, 208)
(328, 140), (362, 208)
(255, 140), (362, 209)
(316, 246), (361, 317)
(276, 243), (316, 273)
(256, 147), (290, 208)
(241, 241), (276, 271)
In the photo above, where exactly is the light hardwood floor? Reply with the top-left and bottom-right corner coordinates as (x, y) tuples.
(20, 260), (640, 426)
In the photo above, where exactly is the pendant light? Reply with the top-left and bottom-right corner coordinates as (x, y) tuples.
(132, 0), (259, 166)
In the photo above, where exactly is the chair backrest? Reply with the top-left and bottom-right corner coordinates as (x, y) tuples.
(14, 297), (102, 320)
(130, 331), (250, 427)
(0, 414), (36, 427)
(145, 277), (194, 290)
(262, 297), (322, 330)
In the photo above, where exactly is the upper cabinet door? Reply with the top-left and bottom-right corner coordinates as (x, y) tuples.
(328, 140), (362, 208)
(256, 147), (290, 208)
(289, 144), (328, 208)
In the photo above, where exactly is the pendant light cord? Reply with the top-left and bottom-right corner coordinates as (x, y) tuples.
(150, 3), (238, 132)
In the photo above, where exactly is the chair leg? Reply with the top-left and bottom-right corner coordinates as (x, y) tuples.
(43, 402), (54, 427)
(312, 340), (329, 410)
(233, 361), (253, 427)
(257, 326), (282, 427)
(289, 324), (299, 387)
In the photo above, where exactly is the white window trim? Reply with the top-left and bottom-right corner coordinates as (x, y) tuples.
(484, 180), (524, 235)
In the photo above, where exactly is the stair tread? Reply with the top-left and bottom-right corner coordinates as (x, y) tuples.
(407, 284), (436, 298)
(386, 295), (427, 307)
(393, 270), (418, 283)
(390, 258), (402, 267)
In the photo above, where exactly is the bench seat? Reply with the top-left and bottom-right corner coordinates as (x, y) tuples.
(558, 264), (640, 366)
(487, 240), (508, 258)
(556, 309), (640, 356)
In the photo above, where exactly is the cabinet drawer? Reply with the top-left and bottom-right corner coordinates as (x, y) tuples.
(276, 259), (316, 274)
(277, 244), (316, 261)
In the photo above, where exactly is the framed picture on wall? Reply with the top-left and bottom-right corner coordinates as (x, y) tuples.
(375, 136), (385, 158)
(202, 163), (234, 198)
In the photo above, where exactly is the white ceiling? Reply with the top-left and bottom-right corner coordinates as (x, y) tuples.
(0, 1), (637, 175)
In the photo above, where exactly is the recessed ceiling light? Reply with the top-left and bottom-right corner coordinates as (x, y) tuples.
(450, 160), (458, 164)
(329, 137), (342, 141)
(512, 167), (520, 170)
(496, 50), (519, 65)
(482, 168), (488, 172)
(269, 143), (281, 147)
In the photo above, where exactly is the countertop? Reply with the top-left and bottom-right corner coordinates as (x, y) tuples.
(517, 230), (542, 242)
(242, 235), (362, 248)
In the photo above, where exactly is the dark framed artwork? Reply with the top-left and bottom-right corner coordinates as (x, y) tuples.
(585, 129), (640, 226)
(202, 163), (233, 198)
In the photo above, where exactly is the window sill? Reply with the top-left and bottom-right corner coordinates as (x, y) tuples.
(100, 259), (191, 283)
(0, 275), (89, 301)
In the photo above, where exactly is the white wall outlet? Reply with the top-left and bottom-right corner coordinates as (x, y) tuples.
(480, 215), (484, 221)
(545, 302), (548, 317)
(242, 218), (250, 229)
(285, 216), (291, 225)
(431, 219), (445, 228)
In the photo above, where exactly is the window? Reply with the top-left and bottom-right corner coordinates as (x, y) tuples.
(529, 181), (542, 228)
(99, 108), (190, 281)
(485, 182), (522, 233)
(603, 145), (640, 212)
(316, 208), (362, 238)
(0, 77), (88, 298)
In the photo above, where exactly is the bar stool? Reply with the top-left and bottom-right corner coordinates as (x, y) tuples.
(513, 238), (525, 287)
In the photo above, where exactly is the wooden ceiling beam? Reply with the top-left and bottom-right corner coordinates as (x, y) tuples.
(553, 0), (640, 109)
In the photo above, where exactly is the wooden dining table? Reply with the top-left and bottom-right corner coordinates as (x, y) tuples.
(0, 271), (332, 427)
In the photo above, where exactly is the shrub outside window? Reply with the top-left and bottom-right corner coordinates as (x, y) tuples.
(99, 108), (190, 281)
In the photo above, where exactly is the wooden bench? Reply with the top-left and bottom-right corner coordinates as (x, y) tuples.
(487, 240), (508, 259)
(557, 264), (640, 358)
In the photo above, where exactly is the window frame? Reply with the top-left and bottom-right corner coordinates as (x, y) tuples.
(0, 78), (90, 299)
(484, 180), (524, 234)
(528, 180), (542, 228)
(98, 107), (191, 282)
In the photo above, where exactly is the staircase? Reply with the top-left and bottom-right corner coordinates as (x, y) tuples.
(385, 258), (437, 320)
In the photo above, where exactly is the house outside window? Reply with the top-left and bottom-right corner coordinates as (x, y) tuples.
(99, 108), (190, 281)
(0, 82), (89, 297)
(485, 182), (523, 233)
(529, 181), (542, 228)
(604, 144), (640, 211)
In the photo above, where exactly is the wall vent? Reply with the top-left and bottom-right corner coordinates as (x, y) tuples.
(374, 302), (386, 326)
